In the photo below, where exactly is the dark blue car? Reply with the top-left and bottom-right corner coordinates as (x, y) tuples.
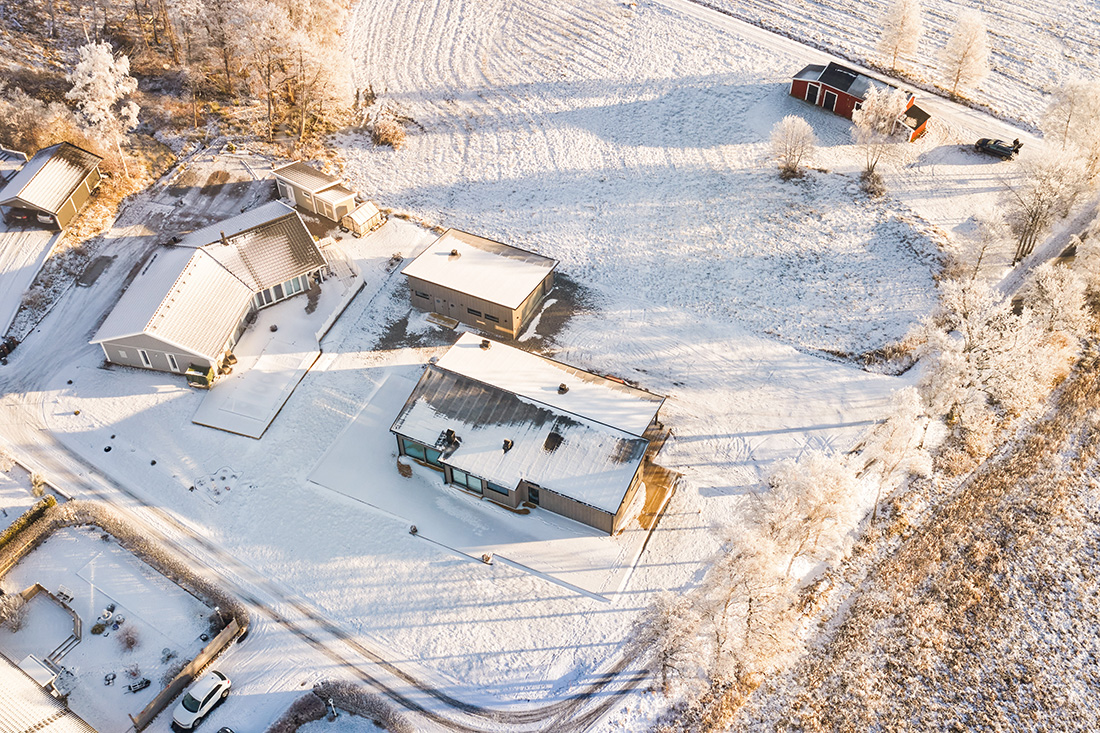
(975, 138), (1023, 160)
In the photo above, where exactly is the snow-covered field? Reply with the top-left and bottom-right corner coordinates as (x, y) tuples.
(5, 0), (1089, 730)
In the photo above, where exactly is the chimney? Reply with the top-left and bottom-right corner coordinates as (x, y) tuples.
(480, 339), (490, 350)
(503, 439), (513, 452)
(450, 248), (459, 257)
(445, 429), (457, 444)
(219, 231), (229, 247)
(558, 383), (569, 394)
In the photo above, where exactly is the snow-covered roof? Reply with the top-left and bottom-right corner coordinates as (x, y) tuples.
(0, 142), (101, 215)
(93, 206), (326, 360)
(271, 161), (342, 193)
(391, 366), (649, 514)
(437, 333), (664, 437)
(199, 211), (325, 291)
(796, 62), (903, 102)
(175, 200), (297, 248)
(314, 183), (356, 206)
(0, 146), (27, 183)
(0, 653), (99, 733)
(344, 201), (381, 226)
(400, 229), (558, 310)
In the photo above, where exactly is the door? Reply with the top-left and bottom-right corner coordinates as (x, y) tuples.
(527, 484), (540, 505)
(805, 83), (819, 105)
(823, 90), (838, 112)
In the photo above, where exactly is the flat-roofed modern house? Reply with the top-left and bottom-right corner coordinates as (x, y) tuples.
(790, 62), (930, 142)
(391, 333), (666, 534)
(401, 229), (557, 339)
(0, 142), (103, 230)
(271, 161), (357, 222)
(91, 202), (327, 375)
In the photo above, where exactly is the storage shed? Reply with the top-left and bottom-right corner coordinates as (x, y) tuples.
(391, 333), (666, 534)
(271, 161), (358, 222)
(92, 202), (327, 376)
(341, 201), (384, 237)
(401, 229), (558, 338)
(0, 142), (102, 230)
(790, 62), (929, 141)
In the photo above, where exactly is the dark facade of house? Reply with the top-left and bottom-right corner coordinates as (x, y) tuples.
(790, 62), (930, 141)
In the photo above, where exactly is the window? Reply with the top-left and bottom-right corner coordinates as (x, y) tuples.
(414, 290), (430, 299)
(467, 307), (482, 317)
(118, 349), (128, 359)
(400, 438), (426, 462)
(167, 354), (180, 372)
(854, 101), (863, 112)
(254, 293), (265, 309)
(138, 350), (151, 368)
(260, 289), (273, 306)
(487, 482), (510, 497)
(274, 283), (284, 300)
(424, 447), (442, 467)
(484, 314), (500, 323)
(285, 277), (301, 296)
(450, 468), (483, 494)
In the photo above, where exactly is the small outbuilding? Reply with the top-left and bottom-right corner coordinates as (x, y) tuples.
(391, 333), (667, 534)
(790, 62), (930, 141)
(401, 229), (557, 338)
(92, 201), (327, 376)
(340, 201), (384, 237)
(271, 161), (358, 222)
(0, 142), (103, 230)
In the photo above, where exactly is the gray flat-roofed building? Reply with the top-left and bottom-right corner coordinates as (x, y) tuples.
(92, 204), (327, 375)
(391, 333), (665, 534)
(271, 161), (358, 222)
(401, 229), (557, 339)
(0, 142), (102, 230)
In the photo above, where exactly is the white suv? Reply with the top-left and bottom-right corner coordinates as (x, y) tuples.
(172, 670), (231, 729)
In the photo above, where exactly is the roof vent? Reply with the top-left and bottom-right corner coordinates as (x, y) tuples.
(480, 339), (490, 350)
(450, 248), (459, 257)
(445, 429), (458, 444)
(558, 383), (569, 394)
(503, 439), (513, 452)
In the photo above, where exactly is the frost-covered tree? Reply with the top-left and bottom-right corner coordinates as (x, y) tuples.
(858, 387), (932, 521)
(235, 1), (293, 139)
(1025, 262), (1090, 337)
(641, 591), (704, 696)
(1040, 79), (1100, 180)
(852, 85), (910, 190)
(770, 115), (817, 179)
(939, 10), (990, 98)
(751, 452), (860, 577)
(203, 0), (246, 94)
(878, 0), (923, 72)
(66, 42), (140, 178)
(1005, 155), (1089, 263)
(285, 31), (355, 139)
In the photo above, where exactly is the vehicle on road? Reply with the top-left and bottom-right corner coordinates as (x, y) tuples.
(975, 137), (1023, 160)
(172, 670), (231, 730)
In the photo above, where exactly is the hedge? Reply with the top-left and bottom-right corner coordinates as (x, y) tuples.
(0, 495), (56, 551)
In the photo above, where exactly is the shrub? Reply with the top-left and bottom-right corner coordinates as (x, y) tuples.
(161, 659), (186, 686)
(90, 622), (106, 635)
(265, 693), (327, 733)
(313, 680), (414, 733)
(0, 447), (13, 472)
(861, 170), (887, 197)
(30, 473), (46, 497)
(118, 625), (141, 652)
(372, 118), (406, 149)
(0, 593), (27, 631)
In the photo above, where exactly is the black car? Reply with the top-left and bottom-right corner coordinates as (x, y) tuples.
(975, 137), (1022, 160)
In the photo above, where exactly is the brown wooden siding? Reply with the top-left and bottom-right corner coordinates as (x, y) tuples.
(611, 464), (646, 533)
(526, 481), (615, 534)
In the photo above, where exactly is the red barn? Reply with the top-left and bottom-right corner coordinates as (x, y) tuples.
(789, 62), (930, 142)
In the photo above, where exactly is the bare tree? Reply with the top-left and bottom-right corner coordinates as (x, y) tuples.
(66, 42), (140, 179)
(770, 115), (817, 179)
(852, 85), (910, 192)
(878, 0), (923, 72)
(1024, 262), (1090, 336)
(235, 0), (293, 139)
(1040, 79), (1100, 180)
(857, 387), (932, 521)
(939, 9), (990, 98)
(640, 591), (704, 696)
(1005, 155), (1088, 263)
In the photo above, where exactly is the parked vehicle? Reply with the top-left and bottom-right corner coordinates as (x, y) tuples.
(172, 670), (231, 730)
(975, 137), (1022, 160)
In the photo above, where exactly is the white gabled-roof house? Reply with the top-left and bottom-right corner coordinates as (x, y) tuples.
(391, 333), (666, 534)
(92, 202), (327, 377)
